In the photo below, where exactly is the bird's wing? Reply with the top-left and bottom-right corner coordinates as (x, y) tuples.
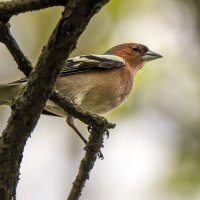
(60, 54), (125, 76)
(9, 54), (125, 84)
(8, 55), (124, 116)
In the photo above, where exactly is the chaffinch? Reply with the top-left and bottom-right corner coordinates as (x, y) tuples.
(0, 43), (162, 143)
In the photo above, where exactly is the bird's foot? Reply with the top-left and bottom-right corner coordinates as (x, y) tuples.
(84, 144), (104, 160)
(105, 129), (110, 139)
(87, 125), (92, 133)
(88, 125), (110, 139)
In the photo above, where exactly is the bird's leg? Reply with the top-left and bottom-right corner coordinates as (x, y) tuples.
(67, 116), (104, 159)
(66, 115), (88, 144)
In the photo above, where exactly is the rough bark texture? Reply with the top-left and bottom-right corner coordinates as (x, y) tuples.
(0, 22), (33, 76)
(0, 0), (111, 199)
(0, 0), (66, 21)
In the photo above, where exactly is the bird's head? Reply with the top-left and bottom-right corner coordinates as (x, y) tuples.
(105, 43), (162, 73)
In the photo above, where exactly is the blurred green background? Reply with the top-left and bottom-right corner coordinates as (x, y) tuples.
(0, 0), (200, 200)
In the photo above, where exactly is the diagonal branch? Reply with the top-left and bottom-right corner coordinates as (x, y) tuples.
(0, 22), (33, 76)
(51, 91), (115, 128)
(0, 0), (66, 21)
(0, 17), (115, 200)
(0, 21), (113, 131)
(67, 123), (114, 200)
(0, 0), (110, 199)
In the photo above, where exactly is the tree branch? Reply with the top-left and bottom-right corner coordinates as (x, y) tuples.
(0, 0), (110, 199)
(51, 91), (115, 128)
(0, 0), (66, 21)
(0, 17), (115, 200)
(67, 124), (113, 200)
(0, 22), (33, 76)
(0, 21), (113, 129)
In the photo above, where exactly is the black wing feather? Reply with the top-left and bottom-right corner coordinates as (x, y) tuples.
(9, 54), (125, 83)
(60, 54), (125, 76)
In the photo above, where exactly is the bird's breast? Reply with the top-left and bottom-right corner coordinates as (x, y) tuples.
(80, 68), (134, 114)
(55, 67), (134, 115)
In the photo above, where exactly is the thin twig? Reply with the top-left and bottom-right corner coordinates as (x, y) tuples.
(0, 0), (66, 21)
(0, 21), (33, 76)
(67, 124), (115, 200)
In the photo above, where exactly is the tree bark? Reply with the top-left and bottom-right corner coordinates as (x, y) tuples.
(0, 0), (110, 199)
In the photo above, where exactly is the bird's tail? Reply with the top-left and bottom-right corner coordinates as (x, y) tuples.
(0, 83), (23, 106)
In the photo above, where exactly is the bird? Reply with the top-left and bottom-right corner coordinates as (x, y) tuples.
(0, 43), (162, 143)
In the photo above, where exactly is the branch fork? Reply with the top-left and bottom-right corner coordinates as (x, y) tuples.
(0, 0), (112, 199)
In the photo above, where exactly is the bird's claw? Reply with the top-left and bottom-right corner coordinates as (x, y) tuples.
(97, 150), (104, 159)
(88, 126), (110, 140)
(87, 125), (92, 133)
(84, 143), (104, 160)
(105, 129), (110, 139)
(84, 127), (110, 160)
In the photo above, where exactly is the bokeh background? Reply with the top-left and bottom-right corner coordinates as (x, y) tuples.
(0, 0), (200, 199)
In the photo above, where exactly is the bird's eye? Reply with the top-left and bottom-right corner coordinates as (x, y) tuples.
(132, 46), (139, 52)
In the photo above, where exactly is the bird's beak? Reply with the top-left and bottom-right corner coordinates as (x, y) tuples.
(142, 50), (162, 61)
